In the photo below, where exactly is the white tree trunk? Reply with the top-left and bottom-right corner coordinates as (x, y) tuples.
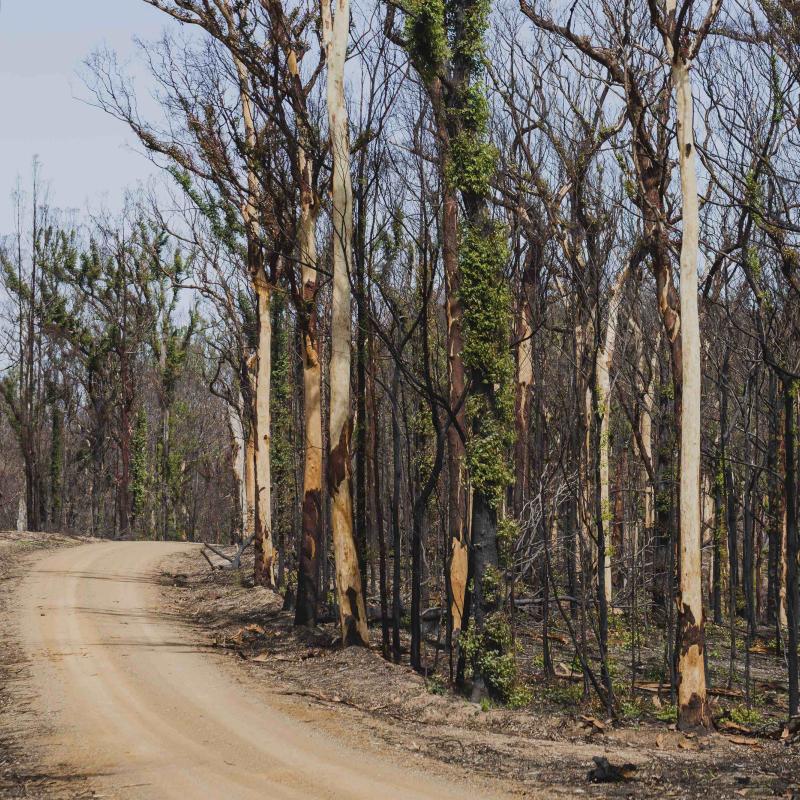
(670, 37), (710, 730)
(321, 0), (369, 646)
(16, 490), (26, 532)
(253, 275), (275, 586)
(597, 265), (630, 605)
(227, 396), (247, 540)
(245, 423), (256, 541)
(230, 40), (276, 587)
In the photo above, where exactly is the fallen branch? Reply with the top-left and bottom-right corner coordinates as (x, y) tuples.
(633, 681), (743, 698)
(202, 533), (255, 570)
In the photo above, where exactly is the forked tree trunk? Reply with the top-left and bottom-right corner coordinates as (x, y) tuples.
(259, 23), (327, 625)
(321, 0), (369, 647)
(225, 29), (278, 585)
(669, 38), (710, 731)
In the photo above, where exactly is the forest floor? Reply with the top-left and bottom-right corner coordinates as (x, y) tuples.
(161, 545), (800, 800)
(0, 534), (798, 799)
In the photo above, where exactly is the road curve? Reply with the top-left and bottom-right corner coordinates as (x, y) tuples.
(16, 541), (505, 799)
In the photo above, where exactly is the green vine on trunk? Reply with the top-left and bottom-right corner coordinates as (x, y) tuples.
(404, 0), (518, 704)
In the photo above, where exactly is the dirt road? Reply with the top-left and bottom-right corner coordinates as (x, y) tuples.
(15, 541), (511, 799)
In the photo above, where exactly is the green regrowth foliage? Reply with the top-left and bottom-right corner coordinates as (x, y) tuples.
(452, 0), (491, 71)
(744, 168), (765, 227)
(461, 612), (521, 702)
(131, 407), (149, 522)
(448, 133), (497, 196)
(403, 0), (448, 82)
(459, 221), (514, 503)
(496, 516), (518, 565)
(447, 84), (497, 196)
(465, 411), (513, 502)
(481, 563), (503, 605)
(270, 295), (292, 487)
(459, 223), (512, 383)
(167, 167), (244, 258)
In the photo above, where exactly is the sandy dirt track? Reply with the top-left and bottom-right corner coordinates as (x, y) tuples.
(16, 541), (511, 799)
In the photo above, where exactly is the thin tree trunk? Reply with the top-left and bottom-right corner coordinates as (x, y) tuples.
(368, 342), (390, 656)
(161, 404), (170, 540)
(354, 149), (369, 595)
(783, 378), (799, 715)
(244, 422), (256, 541)
(767, 371), (781, 627)
(712, 461), (724, 624)
(391, 362), (403, 662)
(227, 397), (247, 542)
(597, 264), (629, 605)
(50, 403), (63, 529)
(513, 253), (534, 518)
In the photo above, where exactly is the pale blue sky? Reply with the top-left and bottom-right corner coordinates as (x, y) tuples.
(0, 0), (181, 233)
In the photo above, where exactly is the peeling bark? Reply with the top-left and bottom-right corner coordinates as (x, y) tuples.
(294, 141), (323, 627)
(227, 33), (277, 588)
(321, 0), (369, 647)
(667, 24), (710, 731)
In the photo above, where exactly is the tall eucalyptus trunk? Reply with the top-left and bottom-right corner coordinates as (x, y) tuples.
(321, 0), (369, 646)
(253, 274), (276, 586)
(666, 12), (710, 729)
(233, 46), (276, 587)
